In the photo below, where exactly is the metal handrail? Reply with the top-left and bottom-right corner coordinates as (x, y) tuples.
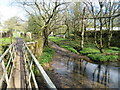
(0, 43), (14, 62)
(0, 42), (57, 89)
(23, 42), (57, 90)
(0, 43), (15, 88)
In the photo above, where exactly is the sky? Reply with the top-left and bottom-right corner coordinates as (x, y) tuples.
(0, 0), (26, 24)
(0, 0), (119, 24)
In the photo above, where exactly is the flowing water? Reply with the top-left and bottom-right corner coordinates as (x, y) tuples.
(45, 52), (120, 88)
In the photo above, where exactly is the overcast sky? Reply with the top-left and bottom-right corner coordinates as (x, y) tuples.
(0, 0), (119, 24)
(0, 0), (26, 24)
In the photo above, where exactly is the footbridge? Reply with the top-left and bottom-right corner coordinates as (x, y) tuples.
(0, 38), (57, 89)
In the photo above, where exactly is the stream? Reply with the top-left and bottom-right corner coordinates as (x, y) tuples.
(45, 50), (120, 88)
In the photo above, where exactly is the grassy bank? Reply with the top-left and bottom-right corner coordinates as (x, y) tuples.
(49, 36), (79, 54)
(40, 47), (54, 65)
(80, 47), (119, 62)
(0, 37), (15, 45)
(0, 37), (15, 55)
(49, 36), (120, 62)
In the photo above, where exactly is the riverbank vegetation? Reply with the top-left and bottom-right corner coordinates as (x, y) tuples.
(0, 37), (15, 55)
(49, 36), (120, 62)
(40, 47), (54, 65)
(0, 37), (14, 45)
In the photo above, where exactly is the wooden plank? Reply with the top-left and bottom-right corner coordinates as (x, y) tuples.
(8, 52), (21, 88)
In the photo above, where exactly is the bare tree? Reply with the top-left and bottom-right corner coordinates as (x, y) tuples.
(15, 0), (67, 46)
(84, 0), (120, 52)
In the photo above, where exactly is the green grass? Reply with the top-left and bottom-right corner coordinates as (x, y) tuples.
(88, 54), (119, 62)
(0, 37), (15, 55)
(40, 47), (54, 65)
(80, 48), (100, 54)
(49, 36), (66, 42)
(49, 36), (79, 54)
(49, 36), (120, 62)
(0, 38), (15, 45)
(104, 48), (120, 53)
(61, 45), (79, 54)
(80, 47), (119, 62)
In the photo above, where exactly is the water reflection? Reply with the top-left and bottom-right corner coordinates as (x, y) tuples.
(58, 57), (119, 88)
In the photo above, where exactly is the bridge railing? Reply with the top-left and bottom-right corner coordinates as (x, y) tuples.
(23, 42), (57, 90)
(0, 43), (16, 88)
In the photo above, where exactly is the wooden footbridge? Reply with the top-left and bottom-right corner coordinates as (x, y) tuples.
(0, 38), (57, 89)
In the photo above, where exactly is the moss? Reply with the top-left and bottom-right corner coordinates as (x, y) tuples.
(40, 47), (54, 65)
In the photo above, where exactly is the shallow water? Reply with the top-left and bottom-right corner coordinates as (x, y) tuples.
(46, 53), (120, 88)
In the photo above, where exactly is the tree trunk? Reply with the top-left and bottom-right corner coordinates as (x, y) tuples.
(107, 18), (113, 48)
(81, 7), (85, 50)
(94, 18), (97, 46)
(81, 24), (84, 49)
(73, 21), (76, 40)
(10, 29), (13, 44)
(43, 28), (49, 46)
(65, 23), (69, 38)
(99, 17), (103, 53)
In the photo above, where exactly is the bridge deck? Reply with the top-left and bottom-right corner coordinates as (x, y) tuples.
(8, 38), (26, 88)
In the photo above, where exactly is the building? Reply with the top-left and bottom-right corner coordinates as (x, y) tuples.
(86, 27), (120, 31)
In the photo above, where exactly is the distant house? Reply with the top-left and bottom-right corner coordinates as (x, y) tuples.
(86, 27), (120, 31)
